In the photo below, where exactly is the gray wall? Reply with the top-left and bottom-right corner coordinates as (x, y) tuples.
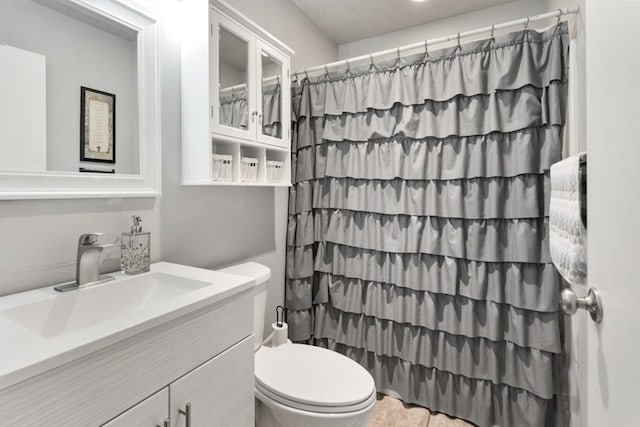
(0, 0), (337, 351)
(339, 0), (580, 58)
(159, 0), (337, 336)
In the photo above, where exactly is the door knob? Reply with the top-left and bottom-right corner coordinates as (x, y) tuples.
(560, 287), (603, 323)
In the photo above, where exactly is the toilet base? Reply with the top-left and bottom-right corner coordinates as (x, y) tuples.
(255, 388), (375, 427)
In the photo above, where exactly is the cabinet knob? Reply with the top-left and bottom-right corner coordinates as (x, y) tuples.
(178, 403), (192, 427)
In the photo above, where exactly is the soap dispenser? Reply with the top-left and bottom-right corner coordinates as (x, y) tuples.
(121, 215), (150, 275)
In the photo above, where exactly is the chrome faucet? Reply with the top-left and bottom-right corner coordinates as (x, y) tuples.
(54, 233), (117, 292)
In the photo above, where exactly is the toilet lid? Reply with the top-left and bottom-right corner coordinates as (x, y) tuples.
(255, 344), (376, 411)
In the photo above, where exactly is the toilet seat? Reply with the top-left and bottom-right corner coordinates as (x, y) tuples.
(255, 344), (376, 414)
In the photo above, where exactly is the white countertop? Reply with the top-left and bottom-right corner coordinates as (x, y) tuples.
(0, 262), (254, 391)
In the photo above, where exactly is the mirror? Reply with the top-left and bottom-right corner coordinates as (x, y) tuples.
(218, 26), (249, 131)
(0, 0), (160, 199)
(261, 52), (282, 139)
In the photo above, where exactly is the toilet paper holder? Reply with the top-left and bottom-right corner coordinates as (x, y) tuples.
(276, 305), (285, 328)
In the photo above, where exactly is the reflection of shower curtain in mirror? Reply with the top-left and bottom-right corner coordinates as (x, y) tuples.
(220, 91), (249, 129)
(219, 84), (281, 137)
(262, 84), (281, 138)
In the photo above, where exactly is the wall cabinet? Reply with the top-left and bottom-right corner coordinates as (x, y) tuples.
(182, 0), (294, 186)
(0, 289), (254, 426)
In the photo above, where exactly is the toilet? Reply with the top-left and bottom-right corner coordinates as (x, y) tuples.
(219, 262), (376, 427)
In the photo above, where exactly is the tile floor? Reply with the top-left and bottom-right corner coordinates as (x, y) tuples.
(367, 394), (475, 427)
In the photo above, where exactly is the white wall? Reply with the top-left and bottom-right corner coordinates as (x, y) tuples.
(0, 0), (337, 351)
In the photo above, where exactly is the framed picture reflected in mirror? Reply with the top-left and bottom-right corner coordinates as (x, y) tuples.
(80, 86), (115, 163)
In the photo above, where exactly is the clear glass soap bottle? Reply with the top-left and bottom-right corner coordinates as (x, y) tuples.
(121, 215), (150, 275)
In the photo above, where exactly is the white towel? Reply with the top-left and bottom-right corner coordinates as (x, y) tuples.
(549, 154), (587, 286)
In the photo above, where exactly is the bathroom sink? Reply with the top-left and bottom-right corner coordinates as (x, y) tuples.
(2, 272), (211, 338)
(0, 262), (255, 391)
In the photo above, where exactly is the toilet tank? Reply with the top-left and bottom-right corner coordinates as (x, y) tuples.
(218, 262), (271, 351)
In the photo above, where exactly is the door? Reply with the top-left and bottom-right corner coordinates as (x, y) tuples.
(582, 0), (640, 425)
(170, 336), (254, 427)
(102, 388), (169, 427)
(211, 10), (257, 142)
(256, 40), (290, 148)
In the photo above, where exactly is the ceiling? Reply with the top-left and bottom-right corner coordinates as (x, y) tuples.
(291, 0), (515, 45)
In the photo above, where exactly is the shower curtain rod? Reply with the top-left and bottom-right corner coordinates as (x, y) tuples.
(294, 5), (579, 77)
(220, 75), (280, 93)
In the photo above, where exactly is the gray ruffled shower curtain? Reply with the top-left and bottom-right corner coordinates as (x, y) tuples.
(286, 23), (568, 427)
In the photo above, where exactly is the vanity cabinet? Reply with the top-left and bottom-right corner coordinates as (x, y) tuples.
(170, 337), (254, 426)
(181, 0), (294, 186)
(103, 337), (253, 427)
(103, 389), (169, 427)
(0, 288), (254, 427)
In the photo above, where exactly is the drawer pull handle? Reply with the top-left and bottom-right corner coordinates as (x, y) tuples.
(179, 403), (192, 427)
(156, 418), (170, 427)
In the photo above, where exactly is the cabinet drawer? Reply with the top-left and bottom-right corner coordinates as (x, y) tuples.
(0, 290), (253, 427)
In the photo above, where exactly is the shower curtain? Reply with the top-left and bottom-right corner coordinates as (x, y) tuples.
(286, 23), (568, 427)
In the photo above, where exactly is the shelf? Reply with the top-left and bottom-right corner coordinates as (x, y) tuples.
(211, 132), (289, 152)
(182, 180), (291, 187)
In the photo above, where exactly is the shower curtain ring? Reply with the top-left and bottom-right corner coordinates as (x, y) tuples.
(324, 64), (329, 76)
(456, 32), (461, 48)
(557, 9), (563, 24)
(369, 53), (375, 69)
(424, 40), (429, 57)
(396, 47), (401, 60)
(304, 69), (310, 79)
(345, 59), (351, 74)
(490, 25), (495, 40)
(524, 16), (530, 31)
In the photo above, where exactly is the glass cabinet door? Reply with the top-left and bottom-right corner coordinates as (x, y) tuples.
(257, 40), (290, 147)
(211, 12), (255, 140)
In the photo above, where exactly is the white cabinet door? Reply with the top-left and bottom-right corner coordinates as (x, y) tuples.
(256, 39), (290, 148)
(102, 388), (169, 427)
(211, 10), (257, 143)
(170, 336), (254, 427)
